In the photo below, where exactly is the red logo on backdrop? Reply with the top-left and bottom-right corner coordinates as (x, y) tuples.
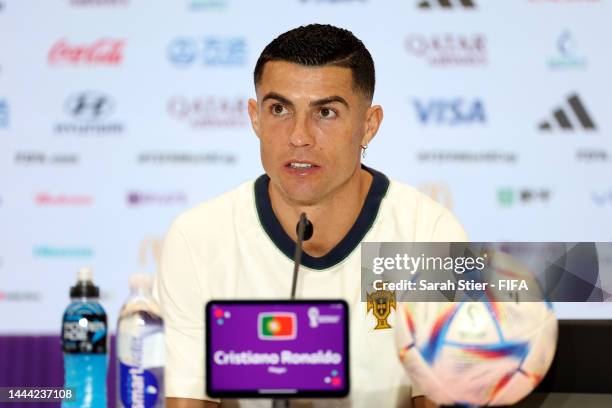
(35, 193), (93, 206)
(48, 39), (125, 65)
(0, 291), (41, 302)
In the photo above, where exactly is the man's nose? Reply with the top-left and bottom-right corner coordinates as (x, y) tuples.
(289, 114), (315, 148)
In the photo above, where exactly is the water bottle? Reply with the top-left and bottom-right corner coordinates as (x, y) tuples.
(117, 273), (164, 408)
(61, 267), (108, 408)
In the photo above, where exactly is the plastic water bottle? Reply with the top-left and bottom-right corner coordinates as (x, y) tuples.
(117, 273), (164, 408)
(61, 267), (108, 408)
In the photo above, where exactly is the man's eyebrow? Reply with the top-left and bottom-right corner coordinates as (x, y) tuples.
(261, 93), (350, 110)
(310, 96), (349, 109)
(261, 92), (294, 108)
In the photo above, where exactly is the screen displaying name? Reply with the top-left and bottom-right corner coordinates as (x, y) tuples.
(206, 300), (349, 398)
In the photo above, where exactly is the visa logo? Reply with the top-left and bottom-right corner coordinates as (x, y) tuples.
(413, 99), (486, 125)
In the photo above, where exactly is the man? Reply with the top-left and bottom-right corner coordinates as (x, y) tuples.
(156, 24), (466, 408)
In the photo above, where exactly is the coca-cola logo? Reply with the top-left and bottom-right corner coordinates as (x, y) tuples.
(48, 39), (125, 65)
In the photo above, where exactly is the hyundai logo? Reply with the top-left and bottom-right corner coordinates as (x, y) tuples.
(64, 92), (114, 122)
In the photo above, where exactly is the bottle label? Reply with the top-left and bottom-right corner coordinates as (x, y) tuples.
(119, 362), (160, 408)
(62, 312), (107, 354)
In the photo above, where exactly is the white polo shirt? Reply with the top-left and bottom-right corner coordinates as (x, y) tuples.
(155, 166), (467, 407)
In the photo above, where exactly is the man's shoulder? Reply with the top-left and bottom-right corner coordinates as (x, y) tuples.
(172, 179), (255, 237)
(382, 178), (468, 241)
(386, 178), (446, 215)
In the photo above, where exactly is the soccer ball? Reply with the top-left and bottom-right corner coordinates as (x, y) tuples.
(396, 300), (557, 406)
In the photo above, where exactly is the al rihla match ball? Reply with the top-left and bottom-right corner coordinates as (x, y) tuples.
(395, 251), (558, 406)
(396, 301), (557, 406)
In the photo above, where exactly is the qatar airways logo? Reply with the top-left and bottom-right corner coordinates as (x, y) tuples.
(405, 33), (487, 66)
(48, 39), (125, 65)
(167, 96), (247, 128)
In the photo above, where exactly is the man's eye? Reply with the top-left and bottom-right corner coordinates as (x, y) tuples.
(271, 104), (288, 115)
(319, 108), (337, 119)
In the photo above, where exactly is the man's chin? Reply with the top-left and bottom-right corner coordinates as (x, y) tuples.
(273, 182), (325, 207)
(281, 190), (322, 206)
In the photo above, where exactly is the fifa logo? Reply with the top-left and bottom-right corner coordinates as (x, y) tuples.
(366, 289), (397, 330)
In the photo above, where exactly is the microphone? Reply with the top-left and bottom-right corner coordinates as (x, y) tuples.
(297, 215), (314, 241)
(276, 214), (313, 408)
(290, 213), (313, 299)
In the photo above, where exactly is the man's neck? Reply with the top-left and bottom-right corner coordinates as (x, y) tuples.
(268, 167), (373, 257)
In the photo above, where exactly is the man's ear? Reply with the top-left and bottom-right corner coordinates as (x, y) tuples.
(361, 104), (383, 147)
(248, 98), (261, 139)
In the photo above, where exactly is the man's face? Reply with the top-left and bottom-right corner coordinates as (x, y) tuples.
(248, 61), (381, 206)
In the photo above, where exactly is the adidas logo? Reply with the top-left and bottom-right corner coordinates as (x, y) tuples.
(418, 0), (476, 9)
(538, 93), (596, 131)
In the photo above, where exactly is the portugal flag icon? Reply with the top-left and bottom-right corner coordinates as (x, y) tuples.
(258, 312), (297, 340)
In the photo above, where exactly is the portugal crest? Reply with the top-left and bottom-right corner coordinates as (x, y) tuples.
(367, 289), (397, 330)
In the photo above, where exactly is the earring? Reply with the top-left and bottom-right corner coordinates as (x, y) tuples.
(361, 144), (368, 159)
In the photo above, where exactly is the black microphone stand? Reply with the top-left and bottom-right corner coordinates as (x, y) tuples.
(290, 213), (311, 300)
(273, 213), (312, 408)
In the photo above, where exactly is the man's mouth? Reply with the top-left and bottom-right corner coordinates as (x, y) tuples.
(288, 162), (315, 169)
(283, 161), (321, 175)
(285, 161), (320, 169)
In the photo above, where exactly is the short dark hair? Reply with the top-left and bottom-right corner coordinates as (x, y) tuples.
(254, 24), (375, 100)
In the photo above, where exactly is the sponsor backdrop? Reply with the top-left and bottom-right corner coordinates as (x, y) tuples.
(0, 0), (611, 333)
